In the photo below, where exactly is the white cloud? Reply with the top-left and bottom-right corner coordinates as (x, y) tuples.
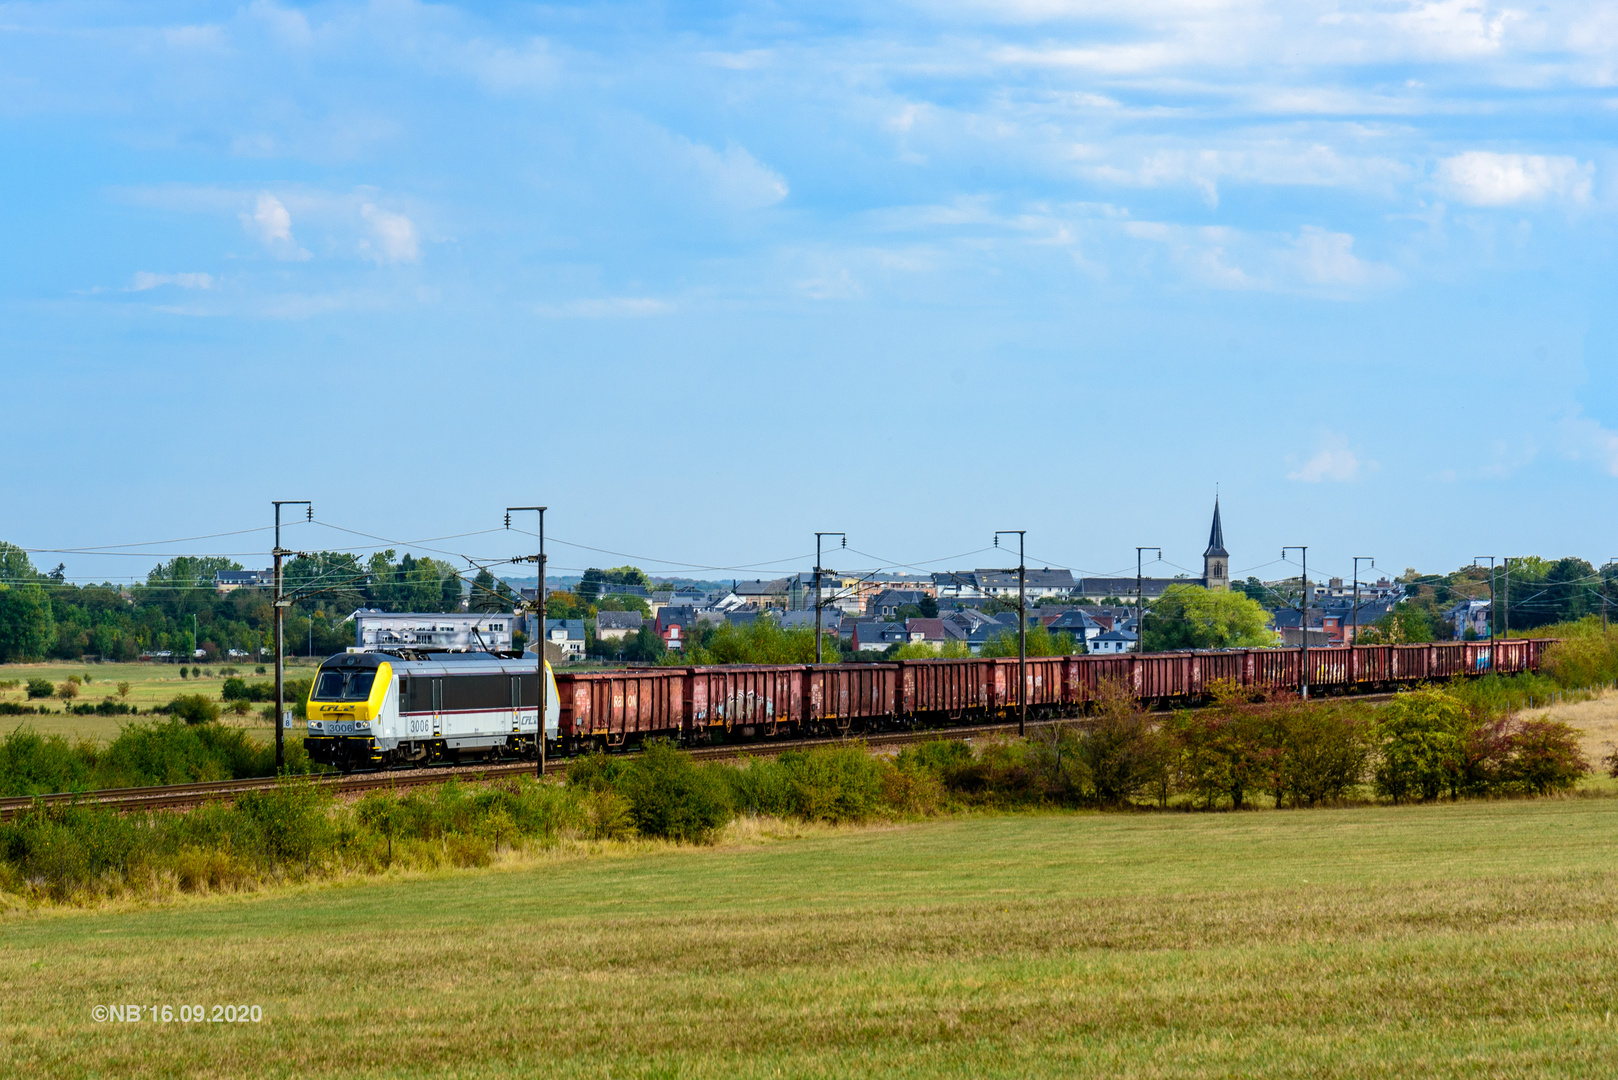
(1287, 431), (1370, 482)
(1438, 151), (1594, 206)
(683, 142), (789, 209)
(534, 297), (674, 318)
(1559, 412), (1618, 477)
(240, 192), (310, 259)
(1289, 226), (1397, 287)
(359, 204), (420, 263)
(129, 271), (214, 291)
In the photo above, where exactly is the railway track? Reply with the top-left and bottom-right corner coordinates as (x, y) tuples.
(0, 692), (1404, 820)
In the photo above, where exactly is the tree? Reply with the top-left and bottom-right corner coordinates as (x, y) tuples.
(918, 596), (939, 618)
(621, 625), (668, 663)
(0, 586), (54, 662)
(980, 623), (1079, 657)
(0, 542), (41, 585)
(578, 566), (651, 603)
(1373, 688), (1468, 802)
(597, 594), (650, 616)
(1357, 605), (1435, 645)
(1142, 585), (1273, 651)
(282, 551), (368, 614)
(469, 568), (514, 614)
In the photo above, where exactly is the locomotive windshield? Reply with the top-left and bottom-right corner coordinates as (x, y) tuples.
(312, 669), (377, 701)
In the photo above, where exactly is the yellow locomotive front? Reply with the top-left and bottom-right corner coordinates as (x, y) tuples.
(303, 653), (393, 769)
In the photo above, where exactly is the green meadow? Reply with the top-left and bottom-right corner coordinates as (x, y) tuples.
(6, 797), (1618, 1078)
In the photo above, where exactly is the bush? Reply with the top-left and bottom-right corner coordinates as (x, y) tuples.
(1500, 719), (1589, 795)
(1076, 680), (1169, 805)
(221, 677), (248, 701)
(165, 694), (220, 725)
(116, 681), (131, 699)
(56, 681), (79, 702)
(616, 742), (732, 842)
(25, 678), (53, 699)
(1541, 631), (1618, 689)
(0, 726), (94, 796)
(1373, 688), (1468, 803)
(1272, 703), (1371, 808)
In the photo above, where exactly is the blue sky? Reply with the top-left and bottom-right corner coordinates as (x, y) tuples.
(3, 0), (1615, 588)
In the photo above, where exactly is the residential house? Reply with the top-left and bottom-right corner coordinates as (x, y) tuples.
(215, 569), (271, 592)
(1090, 629), (1138, 655)
(866, 589), (930, 618)
(974, 568), (1077, 601)
(850, 621), (907, 652)
(1046, 610), (1103, 647)
(1443, 599), (1493, 640)
(904, 618), (947, 646)
(733, 578), (792, 610)
(656, 605), (698, 650)
(594, 611), (644, 642)
(542, 618), (587, 659)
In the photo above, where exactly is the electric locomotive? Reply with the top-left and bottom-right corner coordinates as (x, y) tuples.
(302, 648), (559, 771)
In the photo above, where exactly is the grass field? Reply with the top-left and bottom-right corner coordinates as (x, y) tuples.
(0, 660), (323, 745)
(5, 798), (1618, 1078)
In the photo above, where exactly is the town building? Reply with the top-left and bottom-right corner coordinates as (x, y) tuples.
(215, 569), (271, 592)
(594, 611), (644, 642)
(354, 611), (517, 652)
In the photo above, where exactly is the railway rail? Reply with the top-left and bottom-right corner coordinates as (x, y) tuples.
(0, 690), (1408, 820)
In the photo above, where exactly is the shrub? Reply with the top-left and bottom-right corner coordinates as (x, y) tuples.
(1374, 688), (1468, 803)
(96, 719), (266, 788)
(221, 677), (249, 701)
(1076, 680), (1169, 805)
(56, 681), (79, 702)
(1541, 631), (1618, 689)
(616, 742), (732, 842)
(179, 667), (188, 679)
(235, 777), (334, 868)
(1500, 719), (1589, 795)
(116, 681), (131, 699)
(166, 694), (220, 726)
(25, 678), (53, 699)
(0, 726), (94, 796)
(1272, 703), (1371, 807)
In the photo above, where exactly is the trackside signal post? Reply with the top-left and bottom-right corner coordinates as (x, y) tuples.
(1283, 546), (1309, 701)
(814, 532), (846, 665)
(1352, 556), (1375, 646)
(272, 500), (311, 771)
(507, 506), (546, 778)
(995, 531), (1026, 737)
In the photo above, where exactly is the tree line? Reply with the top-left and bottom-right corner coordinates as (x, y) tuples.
(0, 542), (479, 664)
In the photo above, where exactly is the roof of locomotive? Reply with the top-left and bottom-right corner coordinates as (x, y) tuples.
(318, 649), (545, 676)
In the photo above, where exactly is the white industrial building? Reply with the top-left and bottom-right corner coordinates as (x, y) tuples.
(352, 611), (517, 652)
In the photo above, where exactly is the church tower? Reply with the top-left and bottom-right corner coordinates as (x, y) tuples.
(1202, 498), (1229, 591)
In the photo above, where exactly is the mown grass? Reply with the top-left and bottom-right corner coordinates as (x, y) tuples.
(5, 799), (1618, 1078)
(0, 659), (323, 744)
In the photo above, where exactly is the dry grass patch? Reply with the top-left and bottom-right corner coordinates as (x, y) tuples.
(1520, 687), (1618, 765)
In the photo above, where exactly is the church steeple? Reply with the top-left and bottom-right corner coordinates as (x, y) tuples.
(1203, 498), (1229, 591)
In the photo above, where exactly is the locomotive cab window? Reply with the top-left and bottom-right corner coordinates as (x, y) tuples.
(313, 670), (377, 701)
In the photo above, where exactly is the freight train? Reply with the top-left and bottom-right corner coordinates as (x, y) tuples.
(303, 638), (1551, 771)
